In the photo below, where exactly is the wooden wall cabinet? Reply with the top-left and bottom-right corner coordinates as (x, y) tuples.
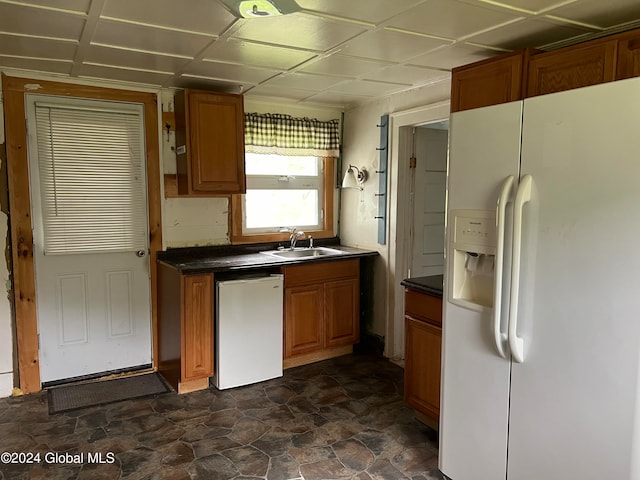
(404, 288), (442, 429)
(175, 88), (246, 195)
(450, 49), (535, 113)
(158, 264), (214, 394)
(283, 259), (360, 368)
(616, 30), (640, 79)
(527, 39), (617, 97)
(451, 27), (640, 113)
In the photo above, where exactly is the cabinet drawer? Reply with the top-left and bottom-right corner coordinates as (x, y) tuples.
(404, 288), (442, 326)
(284, 259), (358, 287)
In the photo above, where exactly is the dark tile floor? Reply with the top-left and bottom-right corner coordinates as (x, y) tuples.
(0, 353), (441, 480)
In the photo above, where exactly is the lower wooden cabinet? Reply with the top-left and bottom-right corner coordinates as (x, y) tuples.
(284, 284), (323, 357)
(283, 259), (360, 367)
(158, 264), (214, 394)
(404, 288), (442, 428)
(325, 278), (359, 348)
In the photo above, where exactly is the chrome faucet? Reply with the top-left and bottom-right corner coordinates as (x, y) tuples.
(290, 229), (305, 249)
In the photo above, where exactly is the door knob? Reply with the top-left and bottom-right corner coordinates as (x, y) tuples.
(136, 250), (146, 257)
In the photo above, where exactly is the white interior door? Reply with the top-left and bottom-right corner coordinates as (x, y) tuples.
(410, 125), (447, 277)
(26, 95), (152, 384)
(507, 77), (640, 479)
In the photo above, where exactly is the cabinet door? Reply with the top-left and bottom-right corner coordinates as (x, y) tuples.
(325, 278), (359, 348)
(181, 274), (214, 381)
(284, 284), (323, 357)
(404, 317), (441, 421)
(176, 89), (245, 195)
(616, 30), (640, 79)
(527, 40), (617, 97)
(451, 50), (528, 112)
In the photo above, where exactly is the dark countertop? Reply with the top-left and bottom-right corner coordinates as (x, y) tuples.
(401, 274), (443, 297)
(157, 239), (378, 274)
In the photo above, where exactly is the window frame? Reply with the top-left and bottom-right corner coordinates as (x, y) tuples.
(231, 156), (335, 244)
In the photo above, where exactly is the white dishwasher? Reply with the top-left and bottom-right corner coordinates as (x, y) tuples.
(214, 274), (283, 390)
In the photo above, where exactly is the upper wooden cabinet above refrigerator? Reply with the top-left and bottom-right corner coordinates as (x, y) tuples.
(450, 49), (537, 113)
(174, 89), (246, 196)
(451, 27), (640, 112)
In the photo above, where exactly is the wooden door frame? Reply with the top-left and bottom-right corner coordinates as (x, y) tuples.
(2, 74), (163, 393)
(386, 101), (449, 361)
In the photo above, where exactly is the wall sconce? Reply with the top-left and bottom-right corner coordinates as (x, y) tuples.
(341, 165), (367, 190)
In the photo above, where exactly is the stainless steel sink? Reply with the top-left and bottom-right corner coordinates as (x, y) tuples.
(260, 247), (346, 259)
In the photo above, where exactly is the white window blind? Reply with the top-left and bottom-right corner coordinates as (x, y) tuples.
(34, 102), (148, 255)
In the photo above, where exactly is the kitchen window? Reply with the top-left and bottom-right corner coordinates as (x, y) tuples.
(231, 112), (339, 244)
(231, 153), (335, 244)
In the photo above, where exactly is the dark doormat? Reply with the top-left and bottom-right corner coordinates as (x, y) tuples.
(48, 372), (171, 414)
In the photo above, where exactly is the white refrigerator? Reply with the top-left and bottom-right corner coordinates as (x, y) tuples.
(440, 76), (640, 480)
(215, 274), (283, 390)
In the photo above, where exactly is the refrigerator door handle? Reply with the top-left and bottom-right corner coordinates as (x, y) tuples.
(493, 175), (514, 359)
(508, 174), (533, 363)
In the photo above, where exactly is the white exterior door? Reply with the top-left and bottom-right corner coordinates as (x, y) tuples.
(26, 95), (152, 384)
(410, 125), (447, 277)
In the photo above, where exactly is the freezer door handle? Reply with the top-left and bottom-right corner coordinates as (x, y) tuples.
(508, 174), (533, 363)
(493, 175), (514, 359)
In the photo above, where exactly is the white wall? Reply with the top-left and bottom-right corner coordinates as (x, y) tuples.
(340, 78), (451, 350)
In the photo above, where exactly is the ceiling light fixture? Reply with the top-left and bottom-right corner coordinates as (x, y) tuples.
(220, 0), (301, 18)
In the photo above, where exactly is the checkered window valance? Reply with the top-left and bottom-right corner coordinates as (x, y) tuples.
(244, 113), (340, 157)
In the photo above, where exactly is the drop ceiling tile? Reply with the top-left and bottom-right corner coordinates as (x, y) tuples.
(184, 60), (279, 84)
(467, 17), (592, 49)
(230, 12), (366, 51)
(0, 33), (77, 60)
(329, 79), (407, 96)
(93, 18), (214, 57)
(296, 0), (426, 24)
(0, 55), (73, 74)
(340, 29), (451, 63)
(362, 64), (449, 85)
(265, 72), (347, 90)
(299, 53), (391, 77)
(244, 84), (317, 101)
(304, 90), (373, 107)
(15, 0), (90, 14)
(0, 3), (85, 40)
(79, 63), (172, 85)
(386, 0), (523, 40)
(409, 44), (497, 70)
(547, 0), (640, 29)
(101, 0), (237, 35)
(85, 45), (190, 73)
(464, 0), (571, 14)
(202, 39), (317, 70)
